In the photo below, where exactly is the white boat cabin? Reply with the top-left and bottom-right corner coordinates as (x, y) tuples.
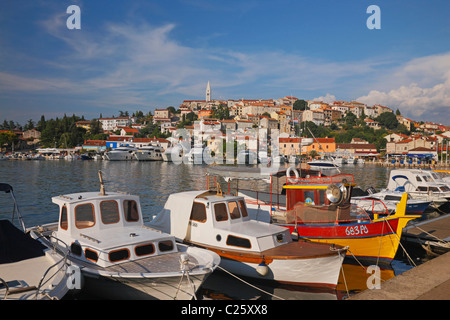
(387, 169), (450, 195)
(52, 191), (177, 269)
(150, 190), (292, 253)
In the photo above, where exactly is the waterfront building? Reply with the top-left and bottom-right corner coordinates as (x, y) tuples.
(99, 117), (133, 132)
(303, 137), (336, 155)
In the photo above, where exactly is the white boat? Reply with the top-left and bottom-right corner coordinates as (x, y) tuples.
(134, 145), (164, 161)
(386, 169), (450, 209)
(0, 183), (70, 300)
(105, 146), (137, 161)
(307, 159), (340, 169)
(149, 189), (347, 289)
(162, 144), (183, 162)
(183, 144), (213, 164)
(28, 173), (219, 300)
(351, 188), (431, 215)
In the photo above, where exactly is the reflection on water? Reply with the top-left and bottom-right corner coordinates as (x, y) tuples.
(0, 160), (420, 300)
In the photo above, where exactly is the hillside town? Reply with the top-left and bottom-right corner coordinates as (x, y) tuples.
(1, 82), (449, 165)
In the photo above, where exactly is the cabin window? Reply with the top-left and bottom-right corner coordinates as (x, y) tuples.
(75, 203), (95, 229)
(226, 235), (251, 249)
(418, 187), (427, 191)
(123, 200), (139, 222)
(100, 200), (120, 224)
(228, 201), (241, 219)
(85, 248), (98, 262)
(214, 203), (228, 222)
(318, 190), (326, 205)
(158, 240), (174, 252)
(135, 243), (155, 257)
(190, 202), (207, 223)
(304, 191), (315, 205)
(109, 249), (130, 262)
(238, 200), (248, 217)
(70, 242), (82, 256)
(60, 205), (68, 230)
(416, 176), (422, 182)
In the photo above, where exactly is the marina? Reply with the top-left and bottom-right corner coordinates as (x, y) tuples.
(0, 158), (449, 300)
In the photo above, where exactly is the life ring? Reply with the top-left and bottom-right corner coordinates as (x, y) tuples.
(286, 167), (299, 182)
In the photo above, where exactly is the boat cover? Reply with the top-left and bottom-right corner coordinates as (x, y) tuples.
(149, 190), (206, 240)
(0, 220), (46, 264)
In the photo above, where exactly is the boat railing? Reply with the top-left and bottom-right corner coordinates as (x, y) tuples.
(276, 202), (373, 226)
(33, 235), (70, 299)
(285, 173), (355, 186)
(351, 198), (392, 217)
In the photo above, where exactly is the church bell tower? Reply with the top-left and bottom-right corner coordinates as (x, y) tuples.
(206, 81), (211, 102)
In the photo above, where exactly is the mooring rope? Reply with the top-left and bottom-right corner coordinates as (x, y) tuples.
(383, 217), (417, 267)
(216, 265), (285, 300)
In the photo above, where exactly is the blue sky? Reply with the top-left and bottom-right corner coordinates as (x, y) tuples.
(1, 0), (450, 125)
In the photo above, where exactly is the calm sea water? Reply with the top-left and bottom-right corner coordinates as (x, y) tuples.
(0, 160), (420, 300)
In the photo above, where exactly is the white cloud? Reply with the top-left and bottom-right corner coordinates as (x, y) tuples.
(312, 93), (336, 104)
(357, 53), (450, 121)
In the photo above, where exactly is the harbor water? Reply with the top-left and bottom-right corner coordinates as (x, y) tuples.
(0, 160), (435, 300)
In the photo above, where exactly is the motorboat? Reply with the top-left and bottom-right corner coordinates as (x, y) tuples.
(149, 188), (347, 289)
(105, 146), (137, 161)
(162, 144), (183, 163)
(134, 145), (164, 161)
(385, 169), (450, 210)
(28, 172), (219, 300)
(183, 144), (213, 164)
(351, 188), (431, 215)
(0, 183), (70, 300)
(307, 159), (340, 169)
(206, 166), (420, 264)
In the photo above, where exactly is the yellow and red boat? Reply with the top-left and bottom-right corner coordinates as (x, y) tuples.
(207, 166), (421, 264)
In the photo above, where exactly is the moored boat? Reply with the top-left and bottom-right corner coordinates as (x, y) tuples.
(134, 144), (164, 161)
(105, 146), (137, 161)
(149, 189), (347, 289)
(0, 183), (70, 300)
(28, 172), (220, 300)
(206, 166), (420, 264)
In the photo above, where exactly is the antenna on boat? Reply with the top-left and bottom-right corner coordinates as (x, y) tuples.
(98, 170), (106, 196)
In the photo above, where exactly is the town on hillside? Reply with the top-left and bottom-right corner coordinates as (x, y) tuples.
(1, 83), (449, 165)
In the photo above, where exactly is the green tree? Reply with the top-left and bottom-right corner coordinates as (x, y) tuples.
(293, 99), (308, 111)
(376, 112), (399, 130)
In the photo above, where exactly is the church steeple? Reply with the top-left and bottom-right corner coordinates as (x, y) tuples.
(206, 81), (211, 102)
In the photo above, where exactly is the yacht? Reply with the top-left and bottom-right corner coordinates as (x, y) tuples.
(162, 144), (183, 162)
(183, 144), (213, 164)
(307, 159), (340, 169)
(149, 189), (347, 289)
(1, 183), (70, 300)
(28, 172), (220, 300)
(105, 146), (137, 161)
(351, 188), (431, 215)
(134, 145), (164, 161)
(385, 169), (450, 209)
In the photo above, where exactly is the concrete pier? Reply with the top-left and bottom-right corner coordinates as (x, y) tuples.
(349, 251), (450, 300)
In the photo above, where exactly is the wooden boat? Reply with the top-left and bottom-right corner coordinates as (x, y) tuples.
(149, 188), (347, 289)
(28, 172), (220, 300)
(206, 166), (421, 264)
(0, 183), (70, 300)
